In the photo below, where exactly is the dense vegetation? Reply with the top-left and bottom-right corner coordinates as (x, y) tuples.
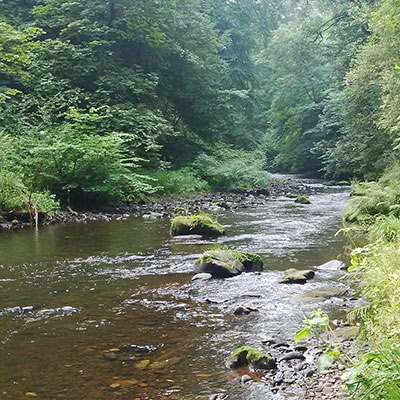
(0, 0), (399, 216)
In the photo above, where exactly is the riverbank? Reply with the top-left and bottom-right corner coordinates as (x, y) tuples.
(0, 176), (315, 231)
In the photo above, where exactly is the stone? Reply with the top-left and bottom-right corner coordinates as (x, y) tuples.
(295, 196), (311, 204)
(241, 375), (252, 383)
(317, 260), (347, 271)
(191, 273), (213, 282)
(279, 352), (306, 362)
(226, 346), (277, 370)
(135, 359), (150, 369)
(291, 287), (347, 303)
(280, 268), (315, 284)
(233, 305), (258, 315)
(195, 250), (245, 278)
(170, 214), (224, 236)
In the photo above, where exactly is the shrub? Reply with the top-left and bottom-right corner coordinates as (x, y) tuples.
(147, 168), (210, 197)
(193, 144), (271, 191)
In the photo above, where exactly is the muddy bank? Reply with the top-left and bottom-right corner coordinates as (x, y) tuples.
(0, 176), (316, 231)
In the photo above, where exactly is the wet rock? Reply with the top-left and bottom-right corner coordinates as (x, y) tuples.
(135, 359), (150, 369)
(280, 268), (315, 284)
(226, 346), (277, 370)
(173, 234), (203, 241)
(120, 344), (157, 354)
(291, 287), (347, 302)
(260, 335), (276, 345)
(191, 273), (213, 282)
(143, 212), (163, 219)
(195, 250), (245, 278)
(295, 195), (311, 204)
(170, 214), (224, 236)
(280, 352), (306, 362)
(233, 305), (258, 315)
(317, 260), (347, 271)
(103, 353), (119, 361)
(209, 394), (228, 400)
(241, 374), (252, 384)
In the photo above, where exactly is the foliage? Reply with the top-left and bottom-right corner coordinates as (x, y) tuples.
(343, 344), (400, 399)
(344, 164), (400, 224)
(295, 309), (342, 373)
(147, 168), (210, 198)
(193, 145), (271, 191)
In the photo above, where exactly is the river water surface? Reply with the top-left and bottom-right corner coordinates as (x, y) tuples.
(0, 179), (350, 399)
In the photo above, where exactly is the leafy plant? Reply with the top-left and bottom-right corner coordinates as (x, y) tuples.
(295, 309), (343, 373)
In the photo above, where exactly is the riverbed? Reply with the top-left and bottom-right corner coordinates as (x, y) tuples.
(0, 179), (350, 399)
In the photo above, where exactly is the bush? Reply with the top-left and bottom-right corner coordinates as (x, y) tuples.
(147, 168), (210, 197)
(193, 145), (271, 191)
(344, 164), (400, 224)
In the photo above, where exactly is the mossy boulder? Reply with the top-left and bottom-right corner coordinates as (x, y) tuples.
(295, 195), (311, 204)
(279, 268), (315, 284)
(230, 250), (263, 271)
(170, 214), (224, 236)
(226, 346), (277, 370)
(195, 250), (245, 278)
(337, 180), (350, 186)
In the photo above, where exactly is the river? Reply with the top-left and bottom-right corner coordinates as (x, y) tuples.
(0, 179), (350, 399)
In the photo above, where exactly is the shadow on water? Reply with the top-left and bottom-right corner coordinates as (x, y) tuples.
(0, 180), (350, 399)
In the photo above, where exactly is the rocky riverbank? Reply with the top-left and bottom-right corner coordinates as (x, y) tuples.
(0, 176), (316, 231)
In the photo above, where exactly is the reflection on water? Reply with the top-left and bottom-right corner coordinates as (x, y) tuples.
(0, 180), (349, 399)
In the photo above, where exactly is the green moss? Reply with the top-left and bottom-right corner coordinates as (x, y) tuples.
(295, 195), (311, 204)
(228, 346), (275, 368)
(205, 246), (263, 270)
(170, 213), (225, 236)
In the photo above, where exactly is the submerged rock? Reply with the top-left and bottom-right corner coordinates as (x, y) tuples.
(195, 250), (245, 278)
(191, 273), (213, 282)
(279, 268), (315, 284)
(226, 346), (277, 370)
(291, 287), (347, 302)
(170, 214), (225, 236)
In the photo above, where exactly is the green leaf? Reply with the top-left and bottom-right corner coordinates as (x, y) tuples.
(295, 326), (310, 344)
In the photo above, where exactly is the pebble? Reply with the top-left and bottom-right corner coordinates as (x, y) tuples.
(241, 375), (252, 384)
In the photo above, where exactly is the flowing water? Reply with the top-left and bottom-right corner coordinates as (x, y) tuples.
(0, 179), (350, 400)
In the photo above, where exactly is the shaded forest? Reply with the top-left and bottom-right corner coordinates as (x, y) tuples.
(0, 0), (399, 212)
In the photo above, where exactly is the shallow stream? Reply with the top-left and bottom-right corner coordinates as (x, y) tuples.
(0, 179), (350, 399)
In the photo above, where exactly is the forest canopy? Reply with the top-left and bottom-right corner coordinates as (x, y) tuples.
(0, 0), (399, 212)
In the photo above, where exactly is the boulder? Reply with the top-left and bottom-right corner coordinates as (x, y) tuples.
(226, 346), (277, 370)
(295, 195), (311, 204)
(195, 250), (245, 278)
(317, 260), (347, 271)
(290, 287), (347, 303)
(279, 268), (315, 284)
(170, 214), (224, 236)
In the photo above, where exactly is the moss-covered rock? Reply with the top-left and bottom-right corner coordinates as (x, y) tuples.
(279, 268), (315, 284)
(170, 214), (225, 236)
(337, 180), (350, 186)
(230, 249), (263, 271)
(226, 346), (277, 370)
(195, 248), (263, 277)
(195, 250), (245, 278)
(295, 195), (311, 204)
